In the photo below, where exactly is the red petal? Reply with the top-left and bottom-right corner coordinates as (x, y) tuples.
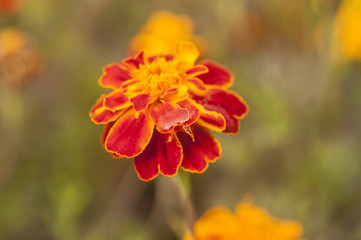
(101, 122), (114, 145)
(158, 132), (182, 176)
(130, 93), (156, 112)
(150, 102), (190, 133)
(133, 138), (160, 181)
(105, 109), (154, 158)
(89, 94), (106, 116)
(186, 65), (208, 76)
(213, 108), (240, 133)
(197, 108), (226, 132)
(134, 131), (182, 181)
(177, 99), (200, 126)
(186, 78), (207, 95)
(123, 51), (145, 68)
(178, 125), (221, 173)
(98, 63), (131, 89)
(193, 89), (248, 133)
(102, 123), (124, 159)
(206, 89), (248, 118)
(90, 94), (126, 125)
(104, 90), (131, 111)
(122, 79), (140, 89)
(91, 109), (125, 125)
(197, 61), (233, 87)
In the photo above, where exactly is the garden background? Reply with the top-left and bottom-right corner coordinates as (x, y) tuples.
(1, 0), (361, 239)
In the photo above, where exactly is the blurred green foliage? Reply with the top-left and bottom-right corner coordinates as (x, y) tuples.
(1, 0), (361, 239)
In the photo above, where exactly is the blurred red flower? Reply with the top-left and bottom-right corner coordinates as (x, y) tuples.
(0, 0), (19, 15)
(90, 41), (248, 181)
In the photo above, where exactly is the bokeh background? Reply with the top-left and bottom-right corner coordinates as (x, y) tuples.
(1, 0), (361, 239)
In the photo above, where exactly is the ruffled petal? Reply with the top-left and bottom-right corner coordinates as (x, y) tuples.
(193, 89), (248, 133)
(197, 107), (226, 132)
(158, 132), (182, 176)
(101, 122), (123, 158)
(103, 90), (132, 111)
(174, 41), (199, 65)
(91, 109), (125, 125)
(197, 61), (234, 88)
(219, 110), (240, 133)
(98, 63), (131, 89)
(134, 130), (182, 181)
(150, 102), (190, 133)
(178, 125), (221, 173)
(101, 122), (114, 146)
(125, 82), (144, 95)
(89, 94), (126, 124)
(177, 99), (200, 126)
(133, 137), (160, 181)
(89, 94), (106, 117)
(122, 79), (140, 90)
(105, 109), (154, 158)
(205, 89), (248, 118)
(130, 93), (156, 112)
(150, 80), (171, 97)
(186, 65), (208, 76)
(186, 78), (207, 95)
(163, 85), (189, 102)
(123, 51), (145, 68)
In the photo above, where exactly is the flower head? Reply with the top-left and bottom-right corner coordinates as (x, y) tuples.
(184, 198), (303, 240)
(335, 0), (361, 60)
(129, 11), (206, 56)
(0, 28), (42, 88)
(90, 41), (248, 181)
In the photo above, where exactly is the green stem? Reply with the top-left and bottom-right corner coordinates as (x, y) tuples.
(172, 172), (195, 238)
(0, 83), (24, 189)
(148, 173), (196, 239)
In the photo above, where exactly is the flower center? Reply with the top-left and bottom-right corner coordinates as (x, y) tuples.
(129, 57), (186, 97)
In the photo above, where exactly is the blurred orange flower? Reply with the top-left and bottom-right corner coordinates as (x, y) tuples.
(228, 9), (268, 54)
(0, 0), (19, 15)
(0, 28), (42, 88)
(129, 11), (206, 56)
(90, 41), (248, 181)
(335, 0), (361, 60)
(184, 198), (303, 240)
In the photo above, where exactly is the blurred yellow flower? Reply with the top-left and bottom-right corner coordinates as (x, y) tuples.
(129, 11), (206, 56)
(0, 28), (42, 88)
(184, 198), (303, 240)
(335, 0), (361, 60)
(0, 28), (25, 56)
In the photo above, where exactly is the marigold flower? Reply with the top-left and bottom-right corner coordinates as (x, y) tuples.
(129, 11), (206, 56)
(335, 0), (361, 60)
(0, 28), (42, 88)
(89, 41), (248, 181)
(184, 198), (303, 240)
